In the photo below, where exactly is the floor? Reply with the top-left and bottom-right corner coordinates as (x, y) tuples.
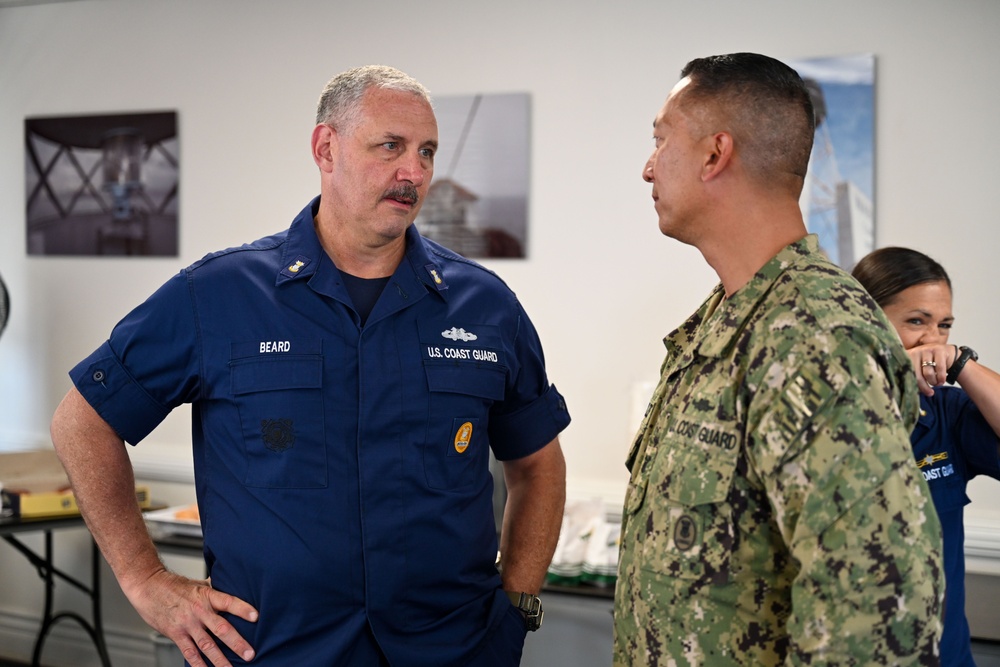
(975, 638), (1000, 667)
(2, 640), (1000, 666)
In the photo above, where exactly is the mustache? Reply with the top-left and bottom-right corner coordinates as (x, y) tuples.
(383, 184), (419, 205)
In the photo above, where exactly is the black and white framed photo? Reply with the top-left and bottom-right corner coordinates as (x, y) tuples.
(25, 110), (179, 257)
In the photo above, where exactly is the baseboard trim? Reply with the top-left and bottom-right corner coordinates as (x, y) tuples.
(966, 514), (1000, 574)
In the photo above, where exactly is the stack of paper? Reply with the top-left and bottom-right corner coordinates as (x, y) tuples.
(0, 449), (150, 518)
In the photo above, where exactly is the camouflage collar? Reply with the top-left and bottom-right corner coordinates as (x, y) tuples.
(695, 234), (820, 359)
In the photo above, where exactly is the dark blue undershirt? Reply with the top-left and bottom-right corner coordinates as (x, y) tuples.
(341, 272), (390, 326)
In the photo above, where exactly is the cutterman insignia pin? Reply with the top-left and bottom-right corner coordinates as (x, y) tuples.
(288, 260), (305, 273)
(454, 421), (473, 453)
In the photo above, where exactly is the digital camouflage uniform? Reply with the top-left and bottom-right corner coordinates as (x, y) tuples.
(614, 235), (943, 666)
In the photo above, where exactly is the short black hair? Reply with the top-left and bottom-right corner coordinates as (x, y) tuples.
(679, 53), (815, 190)
(851, 246), (952, 308)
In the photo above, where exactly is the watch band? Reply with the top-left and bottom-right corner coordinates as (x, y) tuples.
(506, 590), (543, 631)
(946, 345), (978, 384)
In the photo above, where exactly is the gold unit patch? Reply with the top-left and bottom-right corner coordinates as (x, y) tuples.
(454, 421), (473, 453)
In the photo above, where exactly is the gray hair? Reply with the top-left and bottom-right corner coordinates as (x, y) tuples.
(315, 65), (432, 131)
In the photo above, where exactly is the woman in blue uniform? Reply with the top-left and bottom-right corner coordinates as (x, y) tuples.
(853, 247), (1000, 666)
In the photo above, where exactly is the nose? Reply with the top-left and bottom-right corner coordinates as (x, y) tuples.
(643, 157), (654, 183)
(919, 328), (947, 346)
(397, 152), (430, 186)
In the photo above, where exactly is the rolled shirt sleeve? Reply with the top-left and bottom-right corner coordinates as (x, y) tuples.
(69, 271), (199, 444)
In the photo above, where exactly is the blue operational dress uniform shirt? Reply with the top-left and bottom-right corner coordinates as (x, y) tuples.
(70, 197), (571, 665)
(913, 388), (1000, 667)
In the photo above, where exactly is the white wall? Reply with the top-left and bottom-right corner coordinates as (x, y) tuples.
(2, 0), (1000, 662)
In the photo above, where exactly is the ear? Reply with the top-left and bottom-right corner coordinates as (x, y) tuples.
(311, 123), (337, 173)
(701, 131), (734, 182)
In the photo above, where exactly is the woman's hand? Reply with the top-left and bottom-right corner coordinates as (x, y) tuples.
(907, 343), (959, 397)
(909, 346), (1000, 447)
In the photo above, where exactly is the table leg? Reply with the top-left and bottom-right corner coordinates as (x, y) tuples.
(1, 530), (113, 667)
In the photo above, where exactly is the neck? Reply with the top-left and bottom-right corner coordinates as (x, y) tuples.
(699, 201), (807, 297)
(313, 213), (406, 279)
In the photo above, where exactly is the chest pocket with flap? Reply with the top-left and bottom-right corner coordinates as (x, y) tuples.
(627, 414), (740, 582)
(230, 340), (327, 489)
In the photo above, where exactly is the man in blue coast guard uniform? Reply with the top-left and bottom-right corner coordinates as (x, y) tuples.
(50, 65), (570, 666)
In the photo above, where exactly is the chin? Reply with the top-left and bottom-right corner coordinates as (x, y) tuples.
(657, 217), (679, 239)
(375, 218), (413, 240)
(658, 222), (697, 249)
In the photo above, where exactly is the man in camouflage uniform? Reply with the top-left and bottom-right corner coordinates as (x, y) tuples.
(614, 53), (943, 665)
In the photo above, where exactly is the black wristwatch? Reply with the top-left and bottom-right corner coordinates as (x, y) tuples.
(947, 345), (978, 385)
(506, 591), (543, 631)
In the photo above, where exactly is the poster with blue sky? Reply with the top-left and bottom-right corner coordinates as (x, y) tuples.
(789, 54), (875, 269)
